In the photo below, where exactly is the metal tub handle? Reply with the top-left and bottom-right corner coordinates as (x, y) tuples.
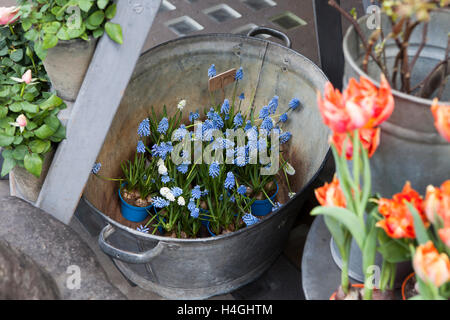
(98, 224), (165, 264)
(247, 26), (292, 48)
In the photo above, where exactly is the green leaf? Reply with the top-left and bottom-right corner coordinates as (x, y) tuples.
(92, 28), (104, 38)
(408, 203), (430, 245)
(44, 115), (61, 131)
(12, 145), (29, 161)
(1, 157), (16, 177)
(13, 136), (23, 145)
(21, 101), (39, 113)
(10, 49), (23, 62)
(24, 153), (43, 178)
(97, 0), (109, 10)
(34, 124), (56, 140)
(40, 94), (63, 110)
(24, 29), (39, 41)
(0, 134), (15, 147)
(29, 140), (50, 154)
(324, 215), (347, 248)
(79, 0), (94, 12)
(311, 206), (365, 248)
(56, 26), (70, 40)
(50, 124), (66, 142)
(105, 3), (116, 19)
(34, 41), (48, 61)
(0, 87), (10, 98)
(42, 34), (59, 50)
(87, 10), (105, 26)
(105, 22), (123, 44)
(0, 107), (7, 119)
(377, 239), (411, 263)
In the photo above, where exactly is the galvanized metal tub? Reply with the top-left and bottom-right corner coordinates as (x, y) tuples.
(343, 11), (450, 198)
(82, 33), (330, 299)
(331, 11), (450, 286)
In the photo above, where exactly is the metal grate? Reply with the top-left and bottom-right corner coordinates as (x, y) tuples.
(270, 11), (306, 30)
(165, 16), (204, 36)
(203, 4), (242, 23)
(242, 0), (277, 11)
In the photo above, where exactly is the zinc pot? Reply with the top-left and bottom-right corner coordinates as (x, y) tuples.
(343, 10), (450, 198)
(43, 37), (98, 102)
(82, 32), (331, 299)
(118, 183), (153, 223)
(336, 11), (450, 286)
(11, 149), (55, 203)
(251, 181), (279, 216)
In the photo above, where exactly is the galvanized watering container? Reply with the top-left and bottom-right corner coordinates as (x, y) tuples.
(82, 33), (330, 299)
(343, 10), (450, 198)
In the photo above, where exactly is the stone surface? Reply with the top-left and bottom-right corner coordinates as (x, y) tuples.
(0, 240), (60, 300)
(0, 196), (126, 300)
(301, 215), (341, 300)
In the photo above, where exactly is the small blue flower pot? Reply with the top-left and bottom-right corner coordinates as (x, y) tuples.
(251, 181), (279, 217)
(119, 184), (153, 223)
(206, 221), (216, 237)
(199, 209), (210, 227)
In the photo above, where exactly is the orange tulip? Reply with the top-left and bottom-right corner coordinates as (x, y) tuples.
(438, 228), (450, 248)
(413, 241), (450, 287)
(317, 82), (358, 133)
(431, 98), (450, 142)
(330, 128), (380, 160)
(376, 182), (427, 239)
(424, 180), (450, 226)
(314, 175), (347, 208)
(345, 74), (395, 128)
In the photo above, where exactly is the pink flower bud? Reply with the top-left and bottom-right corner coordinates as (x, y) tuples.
(22, 69), (32, 84)
(0, 7), (20, 25)
(16, 114), (27, 128)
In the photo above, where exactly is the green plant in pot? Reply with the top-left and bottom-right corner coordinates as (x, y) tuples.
(17, 0), (123, 101)
(329, 0), (450, 198)
(312, 74), (399, 300)
(0, 14), (66, 202)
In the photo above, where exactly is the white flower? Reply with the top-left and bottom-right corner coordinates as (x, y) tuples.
(177, 99), (186, 110)
(158, 164), (168, 175)
(177, 196), (185, 206)
(160, 187), (170, 197)
(157, 158), (164, 167)
(160, 187), (175, 202)
(165, 192), (175, 202)
(288, 192), (296, 199)
(284, 162), (296, 176)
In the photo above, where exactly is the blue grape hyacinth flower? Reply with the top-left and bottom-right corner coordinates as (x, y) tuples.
(280, 113), (288, 123)
(242, 213), (260, 227)
(235, 67), (243, 80)
(171, 187), (183, 197)
(91, 162), (101, 174)
(237, 185), (247, 195)
(280, 132), (292, 144)
(137, 140), (146, 153)
(209, 161), (220, 178)
(233, 112), (243, 128)
(191, 185), (202, 200)
(208, 64), (216, 78)
(177, 164), (189, 174)
(239, 93), (245, 100)
(189, 111), (200, 122)
(224, 172), (235, 190)
(161, 175), (171, 184)
(157, 117), (169, 134)
(289, 98), (301, 110)
(153, 197), (170, 208)
(137, 118), (150, 137)
(136, 225), (149, 233)
(261, 117), (273, 132)
(259, 106), (269, 119)
(268, 96), (279, 115)
(221, 99), (230, 115)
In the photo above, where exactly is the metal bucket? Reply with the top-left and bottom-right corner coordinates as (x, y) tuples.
(343, 11), (450, 198)
(82, 31), (330, 299)
(331, 11), (450, 287)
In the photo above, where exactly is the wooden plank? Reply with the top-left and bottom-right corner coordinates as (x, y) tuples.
(36, 0), (162, 224)
(312, 0), (345, 90)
